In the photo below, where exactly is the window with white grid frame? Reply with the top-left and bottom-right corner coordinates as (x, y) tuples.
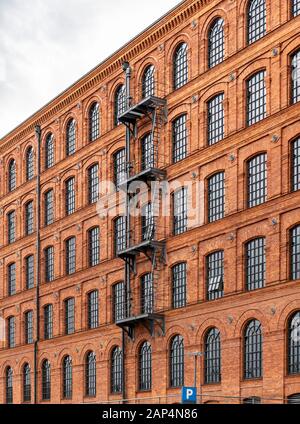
(44, 190), (54, 226)
(86, 352), (96, 397)
(26, 255), (34, 290)
(141, 133), (154, 170)
(142, 65), (155, 98)
(8, 211), (16, 244)
(141, 273), (154, 314)
(288, 311), (300, 375)
(173, 187), (188, 236)
(114, 216), (126, 255)
(88, 227), (100, 267)
(25, 201), (34, 235)
(114, 149), (126, 189)
(247, 70), (267, 126)
(45, 246), (54, 283)
(291, 226), (300, 281)
(111, 347), (123, 394)
(205, 328), (221, 384)
(208, 18), (225, 69)
(172, 263), (187, 309)
(247, 0), (266, 45)
(208, 172), (225, 223)
(114, 85), (126, 126)
(6, 368), (13, 404)
(63, 356), (72, 400)
(8, 317), (15, 348)
(88, 290), (99, 329)
(207, 93), (224, 145)
(247, 153), (267, 208)
(139, 342), (152, 391)
(246, 238), (266, 291)
(45, 133), (54, 169)
(25, 311), (33, 344)
(66, 237), (76, 275)
(173, 43), (188, 90)
(206, 251), (224, 301)
(65, 177), (75, 215)
(8, 160), (16, 192)
(172, 114), (187, 163)
(244, 320), (263, 379)
(291, 50), (300, 104)
(113, 282), (126, 322)
(44, 305), (53, 340)
(65, 298), (75, 335)
(88, 164), (99, 204)
(66, 119), (76, 156)
(89, 103), (100, 142)
(170, 335), (184, 388)
(292, 138), (300, 192)
(26, 147), (34, 181)
(141, 202), (155, 241)
(8, 263), (16, 296)
(292, 0), (300, 16)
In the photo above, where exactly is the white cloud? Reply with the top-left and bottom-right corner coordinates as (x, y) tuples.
(0, 0), (179, 138)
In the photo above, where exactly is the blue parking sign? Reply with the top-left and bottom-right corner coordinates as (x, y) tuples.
(182, 387), (197, 404)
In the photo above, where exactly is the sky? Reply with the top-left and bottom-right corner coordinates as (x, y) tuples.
(0, 0), (180, 139)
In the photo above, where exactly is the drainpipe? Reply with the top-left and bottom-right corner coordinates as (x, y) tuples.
(34, 124), (42, 404)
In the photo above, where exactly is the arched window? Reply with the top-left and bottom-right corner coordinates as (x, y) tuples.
(6, 367), (13, 404)
(41, 359), (51, 401)
(26, 147), (34, 181)
(142, 65), (155, 98)
(86, 352), (96, 397)
(208, 18), (224, 69)
(111, 347), (123, 394)
(89, 103), (100, 142)
(244, 320), (263, 379)
(247, 0), (266, 45)
(66, 119), (76, 156)
(8, 159), (16, 192)
(45, 133), (54, 169)
(62, 356), (72, 399)
(114, 85), (126, 126)
(205, 328), (221, 384)
(291, 50), (300, 104)
(172, 114), (187, 163)
(246, 70), (267, 126)
(23, 363), (31, 402)
(207, 93), (224, 145)
(170, 335), (184, 387)
(173, 43), (188, 90)
(291, 226), (300, 280)
(139, 342), (152, 391)
(288, 311), (300, 375)
(292, 0), (300, 17)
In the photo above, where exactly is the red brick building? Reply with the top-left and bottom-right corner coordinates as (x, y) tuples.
(1, 0), (300, 405)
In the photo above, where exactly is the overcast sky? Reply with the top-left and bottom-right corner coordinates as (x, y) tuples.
(0, 0), (180, 139)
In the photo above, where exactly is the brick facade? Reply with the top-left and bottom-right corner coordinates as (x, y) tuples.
(0, 0), (300, 404)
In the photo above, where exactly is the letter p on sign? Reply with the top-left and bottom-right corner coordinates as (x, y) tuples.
(182, 387), (197, 404)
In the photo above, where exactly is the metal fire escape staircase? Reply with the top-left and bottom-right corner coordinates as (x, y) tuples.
(116, 69), (167, 339)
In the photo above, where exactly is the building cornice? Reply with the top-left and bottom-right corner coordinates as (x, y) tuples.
(0, 0), (212, 152)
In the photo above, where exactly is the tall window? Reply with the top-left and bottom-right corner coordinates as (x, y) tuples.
(206, 251), (224, 301)
(86, 352), (96, 397)
(66, 119), (76, 156)
(114, 216), (126, 255)
(247, 0), (266, 45)
(42, 360), (51, 401)
(45, 133), (54, 169)
(8, 159), (16, 192)
(65, 298), (75, 335)
(247, 70), (266, 126)
(23, 364), (31, 403)
(173, 43), (188, 90)
(288, 311), (300, 375)
(6, 367), (13, 404)
(173, 187), (188, 235)
(291, 50), (300, 104)
(291, 226), (300, 281)
(113, 282), (126, 322)
(114, 149), (126, 188)
(88, 164), (99, 204)
(247, 153), (267, 207)
(88, 290), (99, 329)
(172, 114), (187, 163)
(172, 263), (187, 309)
(66, 237), (76, 275)
(26, 147), (34, 181)
(89, 103), (100, 142)
(8, 263), (16, 296)
(292, 0), (300, 17)
(246, 238), (266, 291)
(141, 133), (154, 170)
(141, 273), (154, 314)
(292, 138), (300, 192)
(44, 190), (54, 226)
(26, 255), (34, 290)
(8, 316), (15, 348)
(45, 246), (54, 282)
(142, 65), (155, 98)
(8, 211), (16, 244)
(244, 320), (263, 379)
(170, 335), (184, 387)
(114, 85), (126, 126)
(111, 347), (123, 394)
(88, 227), (100, 267)
(139, 342), (152, 391)
(24, 311), (34, 344)
(205, 328), (221, 384)
(208, 172), (225, 223)
(141, 202), (155, 241)
(208, 18), (224, 69)
(25, 201), (34, 235)
(65, 177), (75, 215)
(44, 304), (53, 340)
(207, 93), (224, 145)
(62, 356), (72, 399)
